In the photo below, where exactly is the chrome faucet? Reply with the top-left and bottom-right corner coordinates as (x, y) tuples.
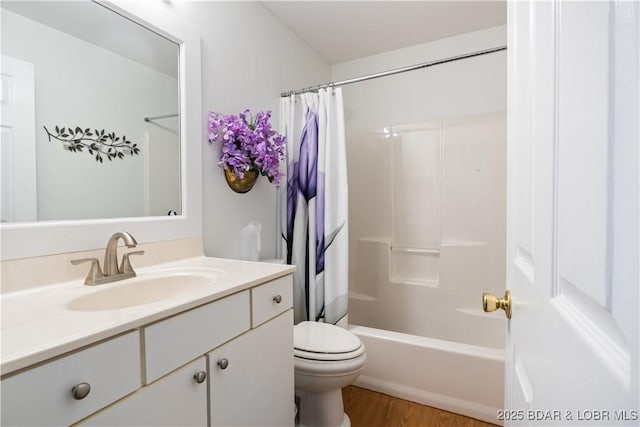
(71, 231), (144, 286)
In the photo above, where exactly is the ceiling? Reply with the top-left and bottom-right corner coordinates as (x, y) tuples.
(262, 1), (507, 64)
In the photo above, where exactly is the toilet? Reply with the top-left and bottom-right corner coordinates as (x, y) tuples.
(294, 321), (366, 427)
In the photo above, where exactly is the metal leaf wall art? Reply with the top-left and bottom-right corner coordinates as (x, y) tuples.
(44, 125), (140, 163)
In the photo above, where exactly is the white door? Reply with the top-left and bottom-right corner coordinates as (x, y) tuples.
(0, 55), (37, 222)
(502, 1), (639, 425)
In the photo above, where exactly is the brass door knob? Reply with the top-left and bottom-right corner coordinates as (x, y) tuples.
(482, 290), (512, 319)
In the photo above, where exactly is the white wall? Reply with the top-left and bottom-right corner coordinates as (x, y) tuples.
(2, 9), (179, 221)
(332, 25), (506, 129)
(164, 2), (331, 260)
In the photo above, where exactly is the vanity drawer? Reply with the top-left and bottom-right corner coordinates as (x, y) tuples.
(143, 290), (250, 383)
(0, 331), (140, 427)
(251, 275), (293, 327)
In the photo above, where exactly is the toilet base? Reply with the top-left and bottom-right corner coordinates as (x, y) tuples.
(297, 389), (351, 427)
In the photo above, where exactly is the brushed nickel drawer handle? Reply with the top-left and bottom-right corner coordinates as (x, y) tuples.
(71, 382), (91, 400)
(273, 295), (282, 304)
(217, 358), (229, 370)
(194, 371), (207, 384)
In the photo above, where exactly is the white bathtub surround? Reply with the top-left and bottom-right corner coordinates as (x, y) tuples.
(348, 113), (506, 344)
(280, 88), (349, 325)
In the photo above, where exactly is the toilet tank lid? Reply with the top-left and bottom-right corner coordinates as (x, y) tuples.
(294, 321), (362, 354)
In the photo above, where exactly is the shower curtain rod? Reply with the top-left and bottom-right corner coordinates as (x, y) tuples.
(144, 113), (179, 122)
(280, 45), (507, 97)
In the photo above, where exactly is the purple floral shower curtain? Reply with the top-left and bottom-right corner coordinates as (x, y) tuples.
(280, 89), (348, 325)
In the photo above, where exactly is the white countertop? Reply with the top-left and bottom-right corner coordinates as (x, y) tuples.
(1, 256), (295, 375)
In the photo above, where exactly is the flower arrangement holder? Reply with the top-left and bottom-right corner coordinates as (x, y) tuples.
(224, 168), (259, 193)
(208, 109), (285, 194)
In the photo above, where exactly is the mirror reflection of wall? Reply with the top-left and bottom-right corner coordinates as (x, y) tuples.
(0, 1), (181, 223)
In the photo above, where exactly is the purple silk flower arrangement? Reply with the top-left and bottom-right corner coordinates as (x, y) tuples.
(208, 109), (286, 186)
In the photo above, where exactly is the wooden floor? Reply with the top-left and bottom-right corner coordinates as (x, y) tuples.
(343, 386), (497, 427)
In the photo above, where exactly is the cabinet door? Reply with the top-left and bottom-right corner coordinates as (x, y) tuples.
(78, 357), (208, 426)
(209, 309), (294, 427)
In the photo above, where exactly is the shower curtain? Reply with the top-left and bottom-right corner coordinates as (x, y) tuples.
(280, 88), (348, 325)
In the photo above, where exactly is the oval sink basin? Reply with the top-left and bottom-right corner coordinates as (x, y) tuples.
(67, 268), (223, 311)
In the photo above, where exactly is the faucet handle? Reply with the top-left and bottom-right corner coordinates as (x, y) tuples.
(120, 250), (145, 275)
(71, 258), (105, 286)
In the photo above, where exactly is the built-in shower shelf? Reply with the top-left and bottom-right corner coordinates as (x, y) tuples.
(390, 247), (440, 285)
(389, 276), (439, 288)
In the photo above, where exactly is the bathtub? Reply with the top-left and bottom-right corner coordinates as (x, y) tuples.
(346, 239), (505, 425)
(348, 324), (504, 425)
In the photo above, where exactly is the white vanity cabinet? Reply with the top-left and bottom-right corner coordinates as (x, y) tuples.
(1, 273), (294, 427)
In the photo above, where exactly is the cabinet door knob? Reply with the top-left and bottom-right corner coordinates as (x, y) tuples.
(217, 358), (229, 370)
(193, 371), (207, 384)
(273, 294), (282, 304)
(71, 382), (91, 400)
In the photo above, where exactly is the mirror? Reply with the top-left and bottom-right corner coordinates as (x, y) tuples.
(1, 0), (181, 223)
(0, 0), (202, 261)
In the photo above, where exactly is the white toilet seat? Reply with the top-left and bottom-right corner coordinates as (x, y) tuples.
(294, 321), (363, 361)
(294, 345), (365, 361)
